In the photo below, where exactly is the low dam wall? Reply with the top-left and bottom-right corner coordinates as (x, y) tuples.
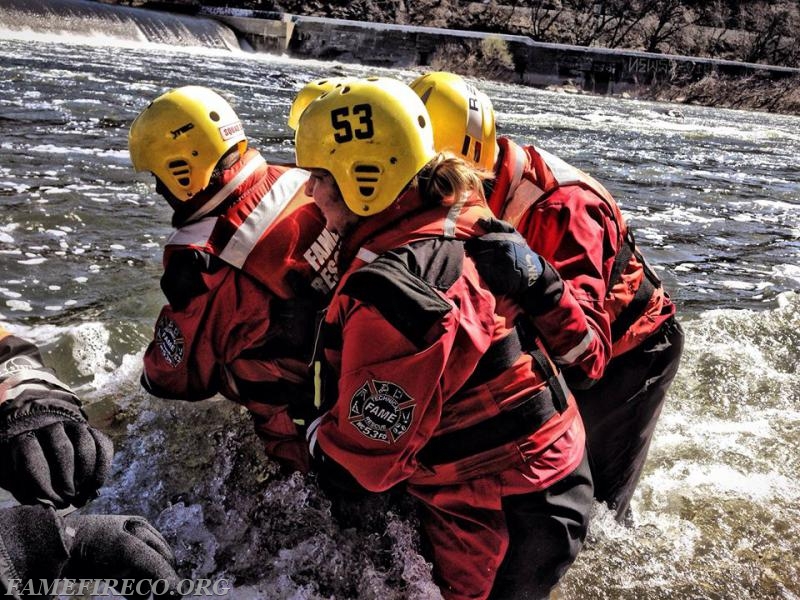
(201, 8), (800, 95)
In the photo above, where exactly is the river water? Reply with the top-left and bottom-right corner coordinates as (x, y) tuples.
(1, 2), (799, 599)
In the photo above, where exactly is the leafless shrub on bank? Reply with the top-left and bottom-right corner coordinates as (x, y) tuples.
(642, 70), (800, 113)
(737, 3), (800, 67)
(426, 37), (517, 80)
(220, 0), (800, 67)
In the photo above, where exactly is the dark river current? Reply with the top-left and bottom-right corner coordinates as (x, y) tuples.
(1, 1), (799, 598)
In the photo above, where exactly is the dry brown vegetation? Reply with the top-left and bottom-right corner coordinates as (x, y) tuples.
(222, 0), (800, 68)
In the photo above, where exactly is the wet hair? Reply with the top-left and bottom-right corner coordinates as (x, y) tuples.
(210, 146), (242, 182)
(414, 152), (494, 207)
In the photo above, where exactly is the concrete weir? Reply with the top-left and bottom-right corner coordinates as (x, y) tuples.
(202, 8), (800, 95)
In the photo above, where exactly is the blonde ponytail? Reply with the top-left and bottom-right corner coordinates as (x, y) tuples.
(415, 152), (493, 207)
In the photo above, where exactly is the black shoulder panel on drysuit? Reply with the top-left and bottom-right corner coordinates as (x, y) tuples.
(341, 238), (464, 348)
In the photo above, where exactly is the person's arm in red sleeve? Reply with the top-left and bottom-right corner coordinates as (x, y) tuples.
(518, 188), (616, 385)
(141, 253), (275, 402)
(312, 301), (459, 493)
(465, 215), (610, 385)
(142, 261), (314, 472)
(141, 299), (223, 402)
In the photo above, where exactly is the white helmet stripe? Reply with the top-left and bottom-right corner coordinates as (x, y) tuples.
(464, 85), (485, 142)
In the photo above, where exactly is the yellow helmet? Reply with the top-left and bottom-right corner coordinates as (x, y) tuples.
(287, 76), (353, 130)
(294, 77), (435, 217)
(409, 71), (497, 171)
(128, 85), (247, 202)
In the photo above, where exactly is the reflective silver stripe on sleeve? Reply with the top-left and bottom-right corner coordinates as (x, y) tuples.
(0, 369), (75, 402)
(443, 192), (468, 239)
(355, 247), (379, 264)
(219, 168), (310, 269)
(508, 142), (526, 194)
(554, 329), (595, 365)
(2, 382), (53, 402)
(165, 217), (216, 248)
(533, 146), (582, 185)
(501, 179), (546, 228)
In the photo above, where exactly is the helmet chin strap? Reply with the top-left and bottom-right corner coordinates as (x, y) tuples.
(185, 153), (267, 224)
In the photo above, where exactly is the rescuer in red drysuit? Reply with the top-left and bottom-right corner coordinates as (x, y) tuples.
(411, 72), (684, 521)
(296, 77), (594, 600)
(129, 86), (340, 473)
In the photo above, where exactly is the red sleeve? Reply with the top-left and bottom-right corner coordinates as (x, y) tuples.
(141, 266), (315, 472)
(142, 266), (274, 401)
(518, 186), (615, 383)
(316, 302), (459, 492)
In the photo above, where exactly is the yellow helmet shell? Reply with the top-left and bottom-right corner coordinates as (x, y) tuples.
(287, 76), (354, 130)
(294, 77), (435, 217)
(128, 85), (247, 202)
(409, 71), (497, 171)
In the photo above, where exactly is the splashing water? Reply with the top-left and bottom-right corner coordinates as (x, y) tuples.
(1, 6), (799, 598)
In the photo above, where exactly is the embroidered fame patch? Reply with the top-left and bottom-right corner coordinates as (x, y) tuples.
(155, 315), (185, 367)
(348, 379), (415, 444)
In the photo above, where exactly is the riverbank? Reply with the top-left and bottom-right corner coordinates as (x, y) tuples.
(536, 64), (800, 115)
(8, 0), (800, 115)
(200, 8), (800, 116)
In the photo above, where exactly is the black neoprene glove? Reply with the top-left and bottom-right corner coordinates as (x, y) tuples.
(0, 505), (70, 593)
(0, 402), (113, 509)
(0, 333), (114, 509)
(62, 513), (181, 599)
(0, 506), (181, 599)
(466, 218), (565, 317)
(465, 217), (544, 296)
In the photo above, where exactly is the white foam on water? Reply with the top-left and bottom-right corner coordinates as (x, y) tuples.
(28, 143), (118, 157)
(644, 461), (799, 503)
(0, 28), (241, 54)
(771, 263), (800, 284)
(65, 321), (115, 378)
(719, 279), (757, 290)
(631, 205), (725, 225)
(752, 199), (800, 212)
(82, 349), (147, 402)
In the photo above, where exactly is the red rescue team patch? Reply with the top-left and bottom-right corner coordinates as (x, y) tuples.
(348, 379), (415, 444)
(155, 315), (185, 367)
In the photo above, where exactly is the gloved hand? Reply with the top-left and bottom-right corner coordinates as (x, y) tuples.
(465, 217), (543, 297)
(0, 407), (113, 509)
(62, 513), (181, 599)
(0, 506), (181, 599)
